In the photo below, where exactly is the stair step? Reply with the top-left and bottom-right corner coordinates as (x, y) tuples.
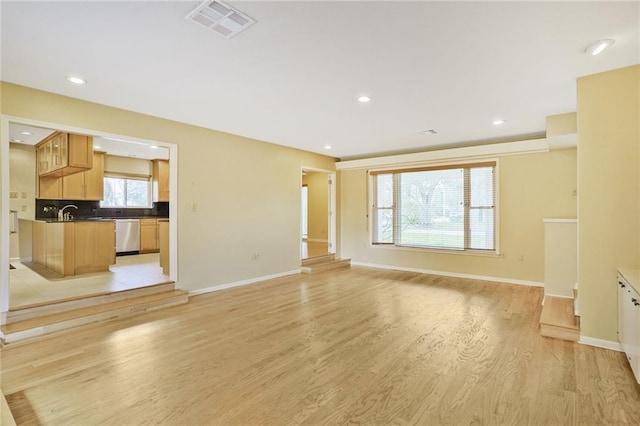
(6, 281), (176, 323)
(540, 296), (580, 342)
(301, 258), (350, 274)
(1, 290), (188, 345)
(302, 254), (335, 266)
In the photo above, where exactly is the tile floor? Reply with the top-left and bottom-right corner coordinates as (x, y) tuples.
(9, 253), (168, 309)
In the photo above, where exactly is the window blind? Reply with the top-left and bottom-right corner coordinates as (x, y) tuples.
(371, 162), (496, 251)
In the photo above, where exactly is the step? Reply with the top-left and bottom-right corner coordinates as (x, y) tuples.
(301, 258), (350, 274)
(1, 290), (188, 345)
(302, 254), (335, 266)
(539, 296), (580, 342)
(1, 389), (16, 426)
(6, 281), (176, 323)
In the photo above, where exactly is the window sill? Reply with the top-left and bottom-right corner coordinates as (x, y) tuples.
(369, 243), (501, 258)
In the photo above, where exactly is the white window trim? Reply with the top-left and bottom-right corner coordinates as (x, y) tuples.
(368, 158), (501, 255)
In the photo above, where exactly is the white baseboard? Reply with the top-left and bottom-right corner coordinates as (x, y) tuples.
(188, 269), (301, 296)
(579, 336), (623, 352)
(351, 261), (544, 288)
(544, 293), (574, 299)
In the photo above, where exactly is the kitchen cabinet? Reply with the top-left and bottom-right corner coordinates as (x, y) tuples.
(32, 220), (115, 276)
(32, 221), (47, 266)
(32, 221), (74, 276)
(62, 152), (105, 200)
(38, 175), (63, 200)
(617, 270), (640, 384)
(74, 222), (116, 274)
(152, 159), (170, 202)
(140, 218), (159, 253)
(159, 219), (169, 275)
(36, 132), (93, 177)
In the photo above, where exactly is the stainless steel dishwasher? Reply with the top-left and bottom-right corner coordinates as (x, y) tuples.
(115, 219), (140, 255)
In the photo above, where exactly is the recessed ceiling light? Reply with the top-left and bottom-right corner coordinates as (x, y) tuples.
(94, 145), (102, 149)
(324, 144), (332, 150)
(19, 131), (32, 136)
(357, 95), (371, 103)
(150, 145), (158, 149)
(493, 119), (505, 126)
(583, 39), (615, 56)
(66, 76), (87, 85)
(10, 138), (22, 143)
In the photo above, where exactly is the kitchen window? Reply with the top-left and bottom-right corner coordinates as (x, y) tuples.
(371, 161), (496, 252)
(101, 176), (152, 208)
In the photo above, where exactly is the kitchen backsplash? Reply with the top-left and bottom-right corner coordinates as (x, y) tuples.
(36, 200), (169, 219)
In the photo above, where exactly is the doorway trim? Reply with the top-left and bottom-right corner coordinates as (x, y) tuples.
(0, 115), (179, 322)
(300, 166), (336, 260)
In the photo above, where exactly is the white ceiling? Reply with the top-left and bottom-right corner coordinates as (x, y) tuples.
(1, 1), (638, 160)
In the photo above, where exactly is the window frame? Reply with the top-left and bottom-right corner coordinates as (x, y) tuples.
(100, 175), (153, 209)
(369, 160), (499, 255)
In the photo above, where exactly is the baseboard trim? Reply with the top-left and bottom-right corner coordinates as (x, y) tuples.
(188, 269), (302, 296)
(351, 261), (544, 287)
(578, 336), (623, 352)
(543, 293), (574, 302)
(306, 238), (328, 243)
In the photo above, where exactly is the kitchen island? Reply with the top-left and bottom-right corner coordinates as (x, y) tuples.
(32, 219), (116, 276)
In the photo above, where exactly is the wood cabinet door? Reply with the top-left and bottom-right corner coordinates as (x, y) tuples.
(37, 140), (52, 175)
(38, 176), (62, 199)
(51, 133), (68, 170)
(74, 222), (115, 274)
(67, 134), (93, 168)
(84, 152), (104, 200)
(32, 221), (47, 266)
(62, 171), (85, 200)
(153, 160), (170, 202)
(140, 224), (158, 251)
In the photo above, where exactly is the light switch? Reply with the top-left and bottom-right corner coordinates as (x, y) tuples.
(9, 192), (18, 198)
(21, 192), (27, 198)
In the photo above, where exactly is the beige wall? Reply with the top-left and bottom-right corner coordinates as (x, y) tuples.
(577, 65), (640, 342)
(544, 221), (577, 298)
(9, 143), (36, 259)
(1, 82), (337, 292)
(304, 172), (329, 241)
(340, 148), (577, 283)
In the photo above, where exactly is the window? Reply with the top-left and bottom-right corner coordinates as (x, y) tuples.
(101, 177), (152, 208)
(371, 162), (496, 252)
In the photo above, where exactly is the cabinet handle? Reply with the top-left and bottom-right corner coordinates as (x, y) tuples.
(619, 281), (625, 288)
(632, 298), (640, 306)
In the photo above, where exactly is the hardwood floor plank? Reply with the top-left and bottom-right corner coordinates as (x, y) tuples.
(2, 266), (640, 425)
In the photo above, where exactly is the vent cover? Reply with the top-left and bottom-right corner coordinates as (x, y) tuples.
(186, 0), (256, 39)
(417, 129), (438, 135)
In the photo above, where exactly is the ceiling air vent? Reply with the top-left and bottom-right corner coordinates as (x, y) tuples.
(186, 0), (256, 39)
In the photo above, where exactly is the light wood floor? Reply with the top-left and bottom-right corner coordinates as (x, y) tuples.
(2, 267), (640, 424)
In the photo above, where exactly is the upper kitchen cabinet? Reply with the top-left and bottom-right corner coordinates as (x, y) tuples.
(36, 132), (93, 177)
(152, 159), (169, 202)
(62, 152), (105, 200)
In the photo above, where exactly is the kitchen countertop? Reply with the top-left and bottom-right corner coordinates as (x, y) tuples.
(35, 216), (169, 223)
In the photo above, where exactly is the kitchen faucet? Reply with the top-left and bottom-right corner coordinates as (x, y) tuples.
(58, 204), (78, 221)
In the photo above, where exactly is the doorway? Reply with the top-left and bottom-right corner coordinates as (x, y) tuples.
(301, 168), (335, 260)
(1, 117), (178, 314)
